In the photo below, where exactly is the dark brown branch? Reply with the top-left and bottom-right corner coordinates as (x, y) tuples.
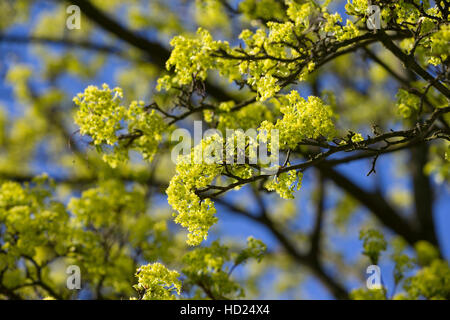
(22, 255), (64, 300)
(0, 34), (123, 56)
(410, 143), (439, 248)
(377, 30), (450, 98)
(309, 172), (325, 258)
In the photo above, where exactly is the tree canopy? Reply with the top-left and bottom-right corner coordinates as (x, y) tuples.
(0, 0), (449, 300)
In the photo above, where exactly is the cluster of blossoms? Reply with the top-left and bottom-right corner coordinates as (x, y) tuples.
(157, 28), (240, 91)
(260, 91), (336, 149)
(166, 135), (224, 246)
(396, 89), (421, 118)
(427, 24), (450, 66)
(359, 228), (388, 265)
(265, 170), (303, 200)
(133, 263), (181, 300)
(73, 84), (167, 168)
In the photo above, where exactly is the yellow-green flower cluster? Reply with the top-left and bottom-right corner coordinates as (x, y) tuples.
(345, 0), (368, 17)
(73, 84), (125, 146)
(166, 135), (224, 246)
(264, 91), (336, 149)
(73, 84), (167, 167)
(235, 236), (267, 264)
(323, 12), (343, 34)
(0, 180), (71, 265)
(396, 88), (420, 118)
(360, 229), (387, 265)
(182, 241), (242, 299)
(238, 25), (301, 101)
(390, 1), (421, 26)
(267, 21), (296, 44)
(157, 0), (379, 105)
(238, 0), (285, 22)
(254, 74), (281, 102)
(217, 102), (274, 131)
(286, 0), (315, 29)
(428, 24), (450, 66)
(126, 100), (167, 162)
(403, 259), (450, 300)
(134, 262), (181, 300)
(265, 170), (303, 199)
(157, 28), (238, 91)
(351, 133), (364, 143)
(335, 20), (360, 41)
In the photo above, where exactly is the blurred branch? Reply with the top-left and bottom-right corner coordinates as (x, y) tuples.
(317, 165), (421, 247)
(309, 171), (325, 259)
(410, 133), (440, 250)
(67, 0), (169, 65)
(215, 197), (349, 299)
(0, 34), (124, 57)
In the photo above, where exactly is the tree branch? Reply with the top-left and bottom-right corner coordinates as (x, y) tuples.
(215, 198), (349, 299)
(377, 30), (450, 98)
(316, 165), (421, 246)
(0, 34), (123, 56)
